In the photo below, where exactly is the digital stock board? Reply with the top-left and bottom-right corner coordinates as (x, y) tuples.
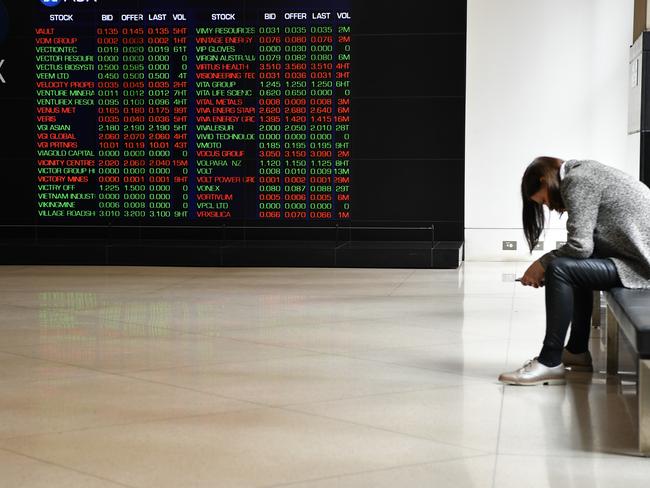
(0, 0), (466, 242)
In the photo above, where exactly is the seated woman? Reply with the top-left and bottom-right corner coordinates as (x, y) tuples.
(499, 157), (650, 385)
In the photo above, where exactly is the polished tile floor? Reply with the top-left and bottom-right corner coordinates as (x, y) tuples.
(0, 263), (648, 487)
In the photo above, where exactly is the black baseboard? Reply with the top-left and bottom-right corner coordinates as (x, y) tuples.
(0, 239), (463, 269)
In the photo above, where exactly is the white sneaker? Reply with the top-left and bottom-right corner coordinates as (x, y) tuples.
(498, 358), (566, 386)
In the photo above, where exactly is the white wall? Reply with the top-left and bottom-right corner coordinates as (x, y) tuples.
(465, 0), (635, 261)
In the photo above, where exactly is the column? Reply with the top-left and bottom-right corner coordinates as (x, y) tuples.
(96, 23), (123, 218)
(35, 20), (97, 219)
(193, 13), (254, 220)
(308, 22), (334, 220)
(170, 22), (190, 218)
(146, 22), (173, 219)
(257, 20), (284, 219)
(120, 22), (147, 218)
(282, 18), (309, 219)
(333, 12), (351, 219)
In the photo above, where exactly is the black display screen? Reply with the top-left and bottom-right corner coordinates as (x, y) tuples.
(0, 0), (466, 240)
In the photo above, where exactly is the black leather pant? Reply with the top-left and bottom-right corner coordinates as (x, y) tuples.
(538, 257), (622, 367)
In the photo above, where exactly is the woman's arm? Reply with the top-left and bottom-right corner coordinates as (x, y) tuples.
(538, 173), (602, 269)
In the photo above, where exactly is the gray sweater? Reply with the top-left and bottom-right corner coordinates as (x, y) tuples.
(538, 159), (650, 289)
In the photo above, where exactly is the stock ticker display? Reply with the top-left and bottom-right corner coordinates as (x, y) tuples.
(0, 1), (466, 236)
(34, 1), (351, 221)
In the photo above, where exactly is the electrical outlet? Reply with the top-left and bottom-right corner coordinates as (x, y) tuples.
(533, 241), (544, 251)
(502, 241), (517, 251)
(556, 241), (566, 249)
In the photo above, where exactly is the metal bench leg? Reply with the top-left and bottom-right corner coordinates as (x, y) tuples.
(606, 306), (619, 376)
(640, 360), (650, 455)
(591, 290), (601, 328)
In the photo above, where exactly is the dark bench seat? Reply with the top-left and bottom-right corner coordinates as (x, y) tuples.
(606, 288), (650, 359)
(604, 288), (650, 455)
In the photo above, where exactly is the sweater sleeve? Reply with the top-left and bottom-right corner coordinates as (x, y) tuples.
(538, 172), (601, 269)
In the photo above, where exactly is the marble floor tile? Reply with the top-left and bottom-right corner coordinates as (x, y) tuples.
(493, 453), (650, 488)
(498, 381), (640, 457)
(0, 309), (177, 348)
(215, 318), (482, 354)
(4, 333), (318, 373)
(0, 373), (258, 439)
(264, 455), (496, 488)
(0, 408), (480, 488)
(289, 383), (503, 452)
(129, 354), (475, 407)
(0, 262), (645, 488)
(0, 351), (97, 385)
(0, 449), (127, 488)
(347, 338), (510, 380)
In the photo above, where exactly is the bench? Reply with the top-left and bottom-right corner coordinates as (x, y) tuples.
(603, 288), (650, 456)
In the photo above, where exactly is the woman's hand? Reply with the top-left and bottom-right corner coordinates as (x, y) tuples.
(520, 260), (545, 287)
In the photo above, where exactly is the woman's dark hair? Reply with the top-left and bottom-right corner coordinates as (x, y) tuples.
(521, 156), (565, 252)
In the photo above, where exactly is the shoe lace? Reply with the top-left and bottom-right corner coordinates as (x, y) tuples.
(519, 359), (535, 372)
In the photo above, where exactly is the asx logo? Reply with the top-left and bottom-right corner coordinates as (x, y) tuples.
(40, 0), (98, 6)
